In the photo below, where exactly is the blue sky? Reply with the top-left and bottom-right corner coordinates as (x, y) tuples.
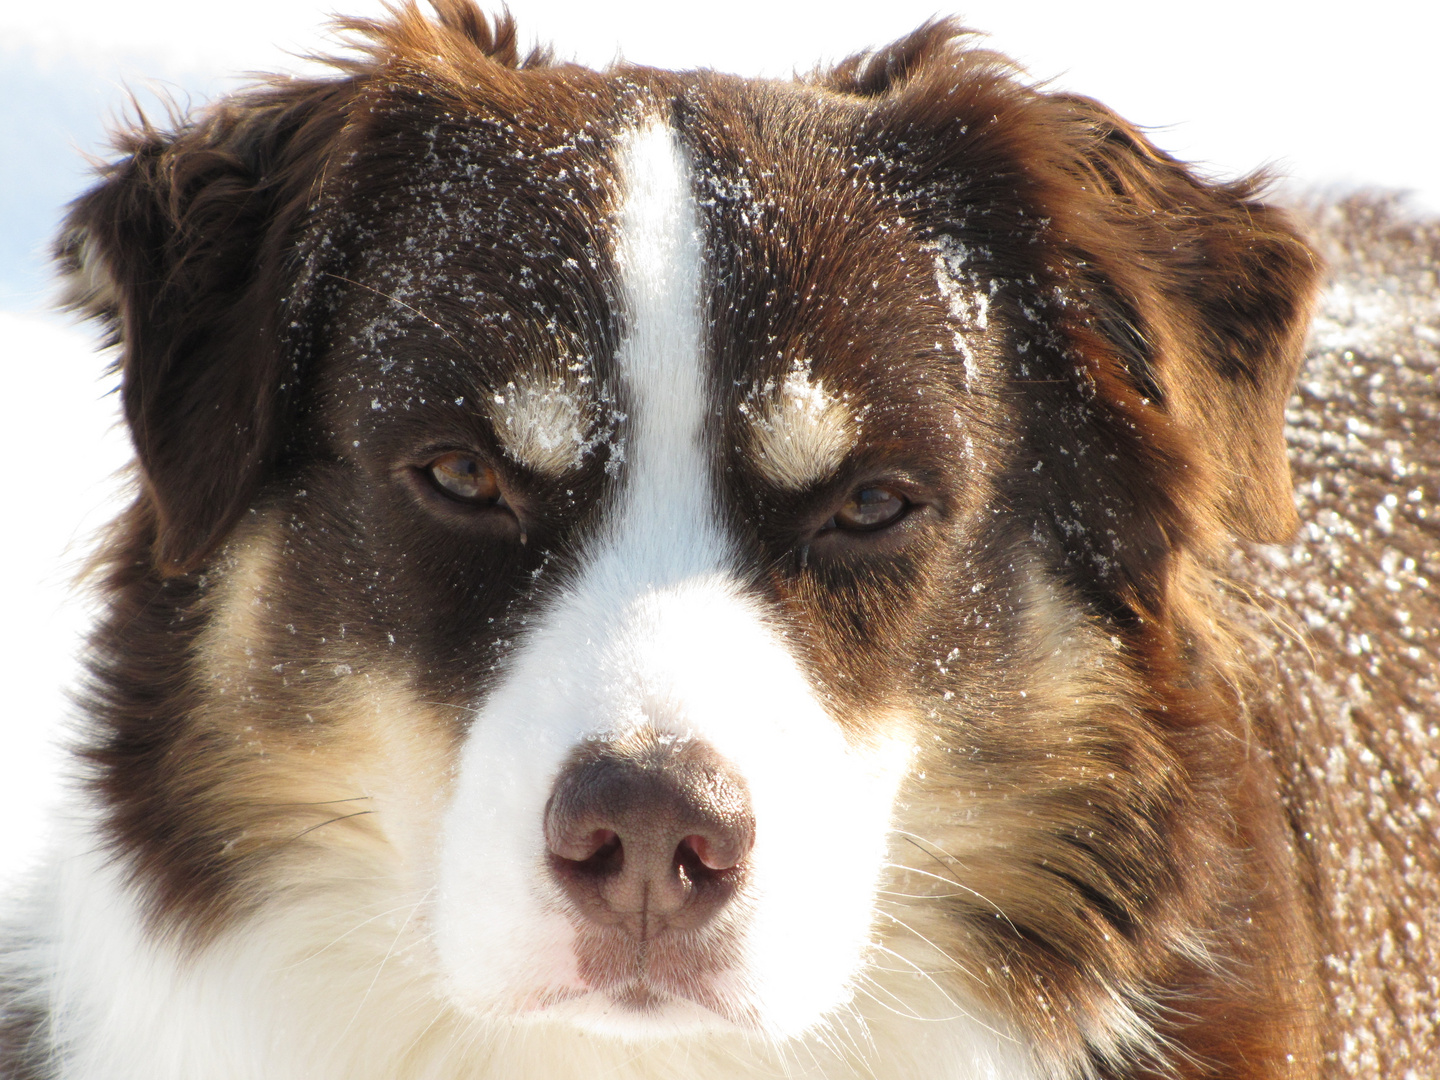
(2, 0), (1436, 880)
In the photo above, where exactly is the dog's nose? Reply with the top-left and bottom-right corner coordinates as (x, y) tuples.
(544, 735), (754, 932)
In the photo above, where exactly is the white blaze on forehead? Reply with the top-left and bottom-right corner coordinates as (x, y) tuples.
(488, 362), (596, 476)
(741, 358), (856, 491)
(604, 119), (722, 572)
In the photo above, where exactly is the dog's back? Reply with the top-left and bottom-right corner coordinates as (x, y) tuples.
(1236, 195), (1440, 1078)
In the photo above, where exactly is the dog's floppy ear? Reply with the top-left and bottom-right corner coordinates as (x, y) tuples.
(1051, 94), (1323, 544)
(57, 81), (349, 574)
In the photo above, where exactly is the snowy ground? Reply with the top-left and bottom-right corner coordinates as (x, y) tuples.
(3, 0), (1437, 885)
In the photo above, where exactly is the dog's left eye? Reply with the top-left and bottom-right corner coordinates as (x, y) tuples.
(829, 486), (909, 531)
(426, 452), (504, 505)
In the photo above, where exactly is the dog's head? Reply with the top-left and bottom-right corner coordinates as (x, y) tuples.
(61, 3), (1320, 1071)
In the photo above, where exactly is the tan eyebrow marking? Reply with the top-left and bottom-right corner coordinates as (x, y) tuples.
(740, 359), (857, 491)
(487, 361), (599, 477)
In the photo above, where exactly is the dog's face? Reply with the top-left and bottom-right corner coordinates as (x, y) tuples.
(61, 7), (1322, 1073)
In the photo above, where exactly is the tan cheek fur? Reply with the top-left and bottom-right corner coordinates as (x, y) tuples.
(190, 517), (460, 901)
(877, 570), (1188, 1072)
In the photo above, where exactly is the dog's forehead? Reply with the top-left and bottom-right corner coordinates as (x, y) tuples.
(677, 84), (986, 484)
(325, 76), (981, 478)
(328, 92), (623, 376)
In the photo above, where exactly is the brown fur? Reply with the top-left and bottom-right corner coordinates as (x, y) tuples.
(7, 5), (1434, 1079)
(1232, 194), (1440, 1079)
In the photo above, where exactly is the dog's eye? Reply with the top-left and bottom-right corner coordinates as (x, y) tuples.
(427, 452), (503, 505)
(831, 486), (908, 531)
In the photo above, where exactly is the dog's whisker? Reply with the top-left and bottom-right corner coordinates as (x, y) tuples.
(279, 809), (378, 847)
(873, 909), (992, 989)
(884, 841), (1023, 938)
(862, 944), (1017, 1043)
(337, 885), (434, 1041)
(254, 795), (374, 808)
(320, 271), (458, 343)
(285, 893), (435, 968)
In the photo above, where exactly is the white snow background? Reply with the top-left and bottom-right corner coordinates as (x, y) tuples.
(2, 0), (1437, 885)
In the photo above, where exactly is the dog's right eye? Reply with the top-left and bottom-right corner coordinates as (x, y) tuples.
(425, 452), (505, 506)
(829, 486), (909, 532)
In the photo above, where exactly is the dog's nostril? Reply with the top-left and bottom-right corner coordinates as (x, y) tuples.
(552, 827), (620, 866)
(679, 832), (743, 872)
(544, 735), (754, 929)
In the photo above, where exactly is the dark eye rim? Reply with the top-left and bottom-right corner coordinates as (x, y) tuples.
(796, 475), (937, 560)
(421, 450), (507, 507)
(821, 484), (913, 534)
(400, 448), (525, 533)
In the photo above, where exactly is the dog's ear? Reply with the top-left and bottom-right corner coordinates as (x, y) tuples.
(1049, 94), (1323, 544)
(840, 37), (1322, 610)
(57, 82), (349, 574)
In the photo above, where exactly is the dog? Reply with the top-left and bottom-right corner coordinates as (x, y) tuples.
(3, 3), (1436, 1078)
